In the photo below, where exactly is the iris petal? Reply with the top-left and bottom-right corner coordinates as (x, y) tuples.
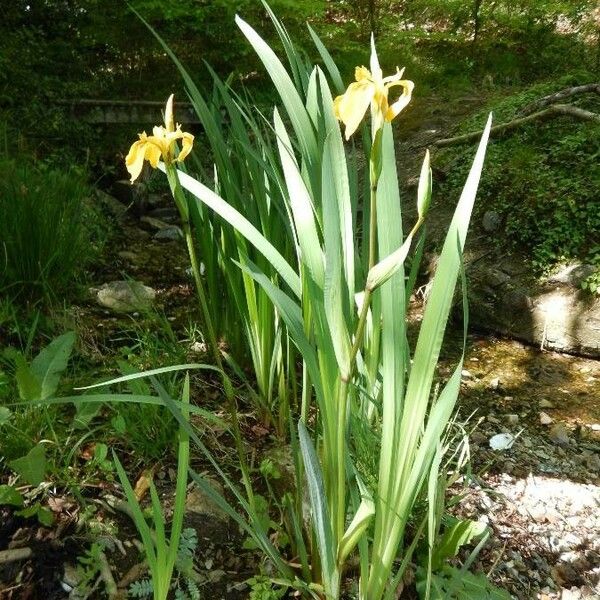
(178, 132), (194, 162)
(334, 80), (376, 140)
(385, 80), (414, 122)
(354, 66), (372, 82)
(125, 140), (148, 183)
(145, 143), (162, 168)
(334, 61), (413, 138)
(164, 94), (175, 132)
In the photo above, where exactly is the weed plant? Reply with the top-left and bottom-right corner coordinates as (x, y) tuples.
(0, 160), (104, 304)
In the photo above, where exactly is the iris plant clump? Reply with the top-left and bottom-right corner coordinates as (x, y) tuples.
(114, 7), (493, 599)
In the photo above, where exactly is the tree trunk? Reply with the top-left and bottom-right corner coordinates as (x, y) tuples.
(473, 0), (483, 44)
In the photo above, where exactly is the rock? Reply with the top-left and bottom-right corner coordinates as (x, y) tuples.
(140, 215), (170, 231)
(485, 269), (511, 288)
(583, 452), (600, 472)
(505, 414), (519, 425)
(482, 210), (502, 232)
(547, 262), (596, 286)
(96, 280), (156, 313)
(117, 250), (139, 262)
(112, 179), (148, 215)
(154, 226), (183, 241)
(464, 254), (600, 358)
(185, 480), (228, 522)
(190, 341), (207, 354)
(147, 193), (164, 207)
(94, 189), (127, 219)
(540, 412), (553, 425)
(549, 423), (570, 445)
(489, 432), (516, 450)
(489, 377), (501, 390)
(461, 369), (474, 379)
(539, 399), (555, 409)
(148, 207), (179, 222)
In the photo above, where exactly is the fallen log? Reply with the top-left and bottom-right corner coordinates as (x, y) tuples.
(519, 83), (600, 115)
(433, 104), (600, 147)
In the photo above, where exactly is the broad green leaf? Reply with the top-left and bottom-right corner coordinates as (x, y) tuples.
(432, 519), (488, 570)
(235, 15), (317, 165)
(273, 107), (324, 287)
(426, 444), (443, 599)
(416, 565), (511, 599)
(15, 355), (41, 401)
(72, 401), (101, 429)
(396, 114), (492, 490)
(262, 0), (309, 95)
(318, 68), (355, 308)
(370, 122), (408, 576)
(399, 240), (471, 517)
(9, 444), (46, 486)
(0, 484), (24, 507)
(366, 230), (417, 291)
(298, 421), (338, 598)
(117, 359), (151, 395)
(36, 506), (54, 527)
(305, 68), (321, 132)
(235, 259), (323, 401)
(0, 406), (12, 425)
(322, 131), (351, 377)
(30, 331), (75, 400)
(307, 23), (345, 94)
(338, 472), (374, 565)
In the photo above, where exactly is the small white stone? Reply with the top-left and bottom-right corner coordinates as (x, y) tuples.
(489, 433), (516, 450)
(539, 412), (553, 425)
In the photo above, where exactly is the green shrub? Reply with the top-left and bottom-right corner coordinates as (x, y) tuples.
(0, 161), (102, 303)
(438, 74), (600, 271)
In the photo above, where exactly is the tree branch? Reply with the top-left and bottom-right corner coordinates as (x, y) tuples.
(433, 104), (600, 148)
(519, 83), (600, 115)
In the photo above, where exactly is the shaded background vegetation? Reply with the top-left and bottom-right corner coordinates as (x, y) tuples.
(1, 0), (598, 168)
(0, 0), (598, 314)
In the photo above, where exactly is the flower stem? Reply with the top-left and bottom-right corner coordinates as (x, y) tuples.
(165, 165), (254, 507)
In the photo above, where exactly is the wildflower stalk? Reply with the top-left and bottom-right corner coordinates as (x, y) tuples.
(164, 164), (254, 507)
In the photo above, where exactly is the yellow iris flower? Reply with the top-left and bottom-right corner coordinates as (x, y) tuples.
(125, 94), (194, 183)
(334, 64), (414, 140)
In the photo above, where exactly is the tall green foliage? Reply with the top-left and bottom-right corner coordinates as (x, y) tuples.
(0, 161), (100, 303)
(119, 7), (496, 598)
